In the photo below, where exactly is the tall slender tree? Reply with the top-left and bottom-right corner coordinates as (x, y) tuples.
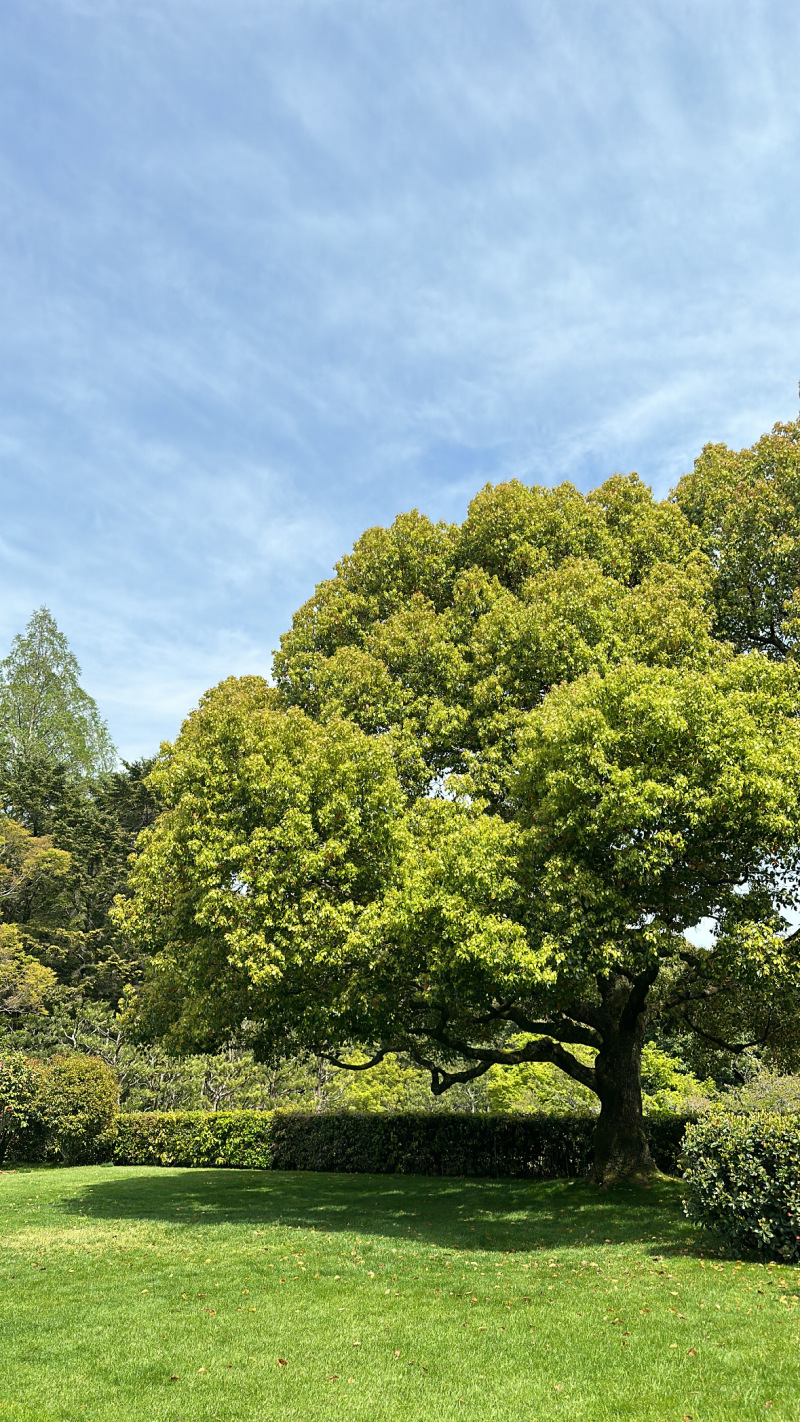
(0, 607), (115, 779)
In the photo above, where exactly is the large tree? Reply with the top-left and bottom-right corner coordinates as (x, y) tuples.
(119, 454), (800, 1184)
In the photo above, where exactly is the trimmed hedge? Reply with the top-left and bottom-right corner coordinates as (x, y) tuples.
(113, 1111), (273, 1168)
(111, 1109), (691, 1177)
(682, 1112), (800, 1262)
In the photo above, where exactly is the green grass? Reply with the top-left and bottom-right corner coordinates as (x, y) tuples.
(1, 1166), (798, 1421)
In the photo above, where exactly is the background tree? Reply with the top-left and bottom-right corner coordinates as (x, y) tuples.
(0, 609), (164, 1009)
(672, 418), (800, 658)
(119, 452), (800, 1183)
(0, 607), (116, 778)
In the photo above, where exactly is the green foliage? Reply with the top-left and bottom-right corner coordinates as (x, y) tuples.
(0, 757), (163, 1003)
(0, 813), (72, 928)
(0, 607), (116, 777)
(116, 676), (408, 1053)
(682, 1112), (800, 1262)
(673, 418), (800, 658)
(0, 923), (58, 1018)
(113, 1109), (273, 1168)
(36, 1053), (119, 1164)
(639, 1045), (716, 1115)
(0, 612), (161, 1007)
(722, 1071), (800, 1116)
(268, 1110), (598, 1177)
(0, 1049), (45, 1160)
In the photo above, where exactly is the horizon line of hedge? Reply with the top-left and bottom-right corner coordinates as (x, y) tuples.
(107, 1108), (693, 1177)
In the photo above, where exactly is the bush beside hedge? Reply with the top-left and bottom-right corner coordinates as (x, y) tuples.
(110, 1109), (691, 1177)
(38, 1054), (119, 1164)
(1, 1051), (118, 1164)
(682, 1112), (800, 1262)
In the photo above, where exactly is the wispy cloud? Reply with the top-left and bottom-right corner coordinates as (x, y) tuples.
(1, 0), (799, 755)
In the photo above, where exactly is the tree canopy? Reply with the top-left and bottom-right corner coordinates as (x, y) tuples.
(119, 421), (800, 1183)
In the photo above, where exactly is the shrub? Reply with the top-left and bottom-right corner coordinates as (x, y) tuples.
(682, 1112), (800, 1262)
(113, 1111), (273, 1168)
(110, 1109), (691, 1177)
(38, 1054), (119, 1164)
(0, 1051), (45, 1161)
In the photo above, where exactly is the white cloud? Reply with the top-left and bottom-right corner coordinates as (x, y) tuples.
(1, 0), (799, 755)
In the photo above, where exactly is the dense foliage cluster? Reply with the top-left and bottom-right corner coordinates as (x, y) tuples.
(682, 1112), (800, 1262)
(0, 1048), (117, 1163)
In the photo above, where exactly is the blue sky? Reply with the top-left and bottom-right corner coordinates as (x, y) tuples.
(1, 0), (799, 761)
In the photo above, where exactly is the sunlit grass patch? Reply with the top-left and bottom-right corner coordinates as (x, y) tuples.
(1, 1165), (798, 1421)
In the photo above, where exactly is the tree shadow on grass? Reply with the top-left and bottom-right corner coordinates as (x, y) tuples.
(57, 1169), (696, 1255)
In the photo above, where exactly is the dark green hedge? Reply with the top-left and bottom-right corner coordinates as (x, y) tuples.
(682, 1112), (800, 1262)
(111, 1110), (691, 1177)
(268, 1111), (595, 1177)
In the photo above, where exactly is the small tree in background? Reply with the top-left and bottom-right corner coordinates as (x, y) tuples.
(0, 607), (115, 779)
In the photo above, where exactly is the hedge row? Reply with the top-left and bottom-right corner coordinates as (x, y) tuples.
(682, 1113), (800, 1263)
(112, 1109), (692, 1177)
(113, 1111), (273, 1169)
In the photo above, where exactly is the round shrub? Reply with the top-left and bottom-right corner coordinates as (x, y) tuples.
(682, 1112), (800, 1262)
(0, 1051), (45, 1160)
(38, 1054), (119, 1164)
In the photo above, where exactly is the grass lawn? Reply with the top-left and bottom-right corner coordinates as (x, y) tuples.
(1, 1165), (798, 1421)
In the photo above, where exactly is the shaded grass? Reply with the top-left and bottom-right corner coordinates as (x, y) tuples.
(1, 1165), (798, 1421)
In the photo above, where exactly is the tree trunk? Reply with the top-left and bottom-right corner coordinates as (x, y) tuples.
(591, 1030), (655, 1186)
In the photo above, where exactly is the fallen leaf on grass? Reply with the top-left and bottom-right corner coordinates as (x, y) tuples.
(328, 1375), (339, 1381)
(278, 1359), (288, 1367)
(169, 1375), (179, 1382)
(687, 1348), (698, 1357)
(394, 1351), (401, 1358)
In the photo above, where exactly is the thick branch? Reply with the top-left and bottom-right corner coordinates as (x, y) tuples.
(320, 1048), (389, 1073)
(490, 1007), (603, 1049)
(680, 1009), (773, 1054)
(406, 1033), (597, 1095)
(619, 962), (659, 1034)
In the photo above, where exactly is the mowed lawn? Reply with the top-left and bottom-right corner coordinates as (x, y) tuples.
(1, 1166), (799, 1422)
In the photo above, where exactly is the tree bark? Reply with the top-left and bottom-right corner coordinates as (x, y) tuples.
(591, 1027), (654, 1186)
